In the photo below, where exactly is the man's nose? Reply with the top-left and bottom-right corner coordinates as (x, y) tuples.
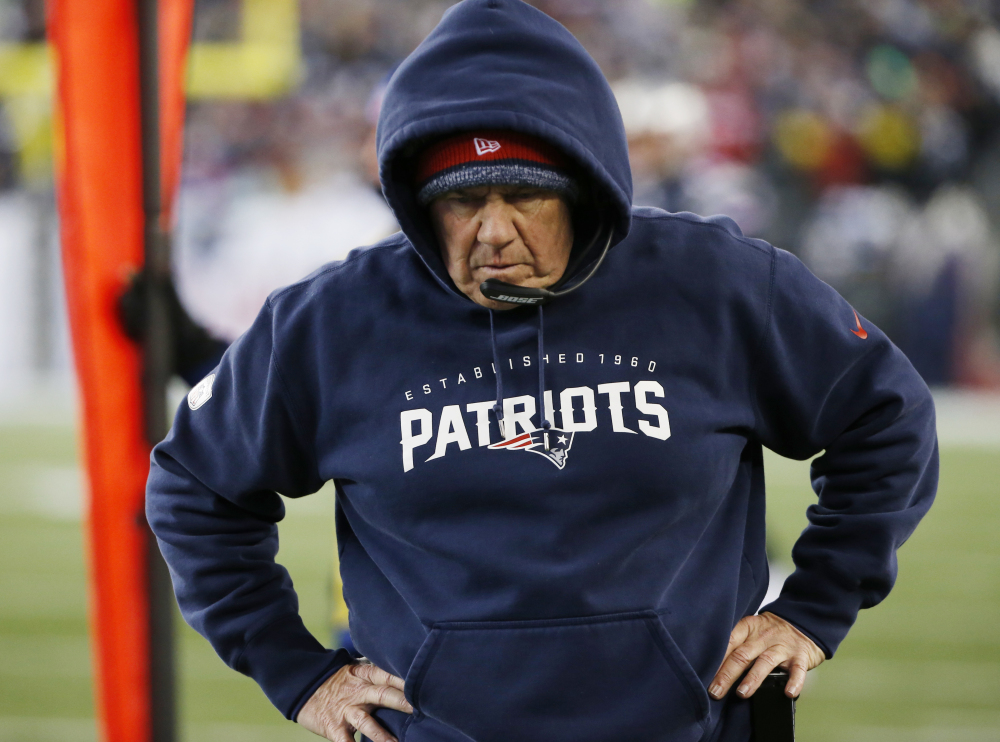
(477, 198), (518, 248)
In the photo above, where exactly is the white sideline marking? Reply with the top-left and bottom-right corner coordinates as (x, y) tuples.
(0, 464), (83, 520)
(932, 389), (1000, 448)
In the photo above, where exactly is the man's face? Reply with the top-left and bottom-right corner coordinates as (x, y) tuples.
(429, 185), (574, 310)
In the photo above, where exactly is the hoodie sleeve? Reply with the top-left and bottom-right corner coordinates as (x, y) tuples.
(146, 297), (352, 720)
(753, 247), (938, 658)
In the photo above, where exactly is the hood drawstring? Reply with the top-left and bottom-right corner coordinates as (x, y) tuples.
(489, 310), (506, 439)
(537, 305), (552, 439)
(490, 306), (553, 449)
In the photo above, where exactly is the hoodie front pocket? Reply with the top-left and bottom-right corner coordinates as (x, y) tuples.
(404, 610), (709, 742)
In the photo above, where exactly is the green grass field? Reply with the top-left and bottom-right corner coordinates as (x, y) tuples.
(0, 420), (997, 741)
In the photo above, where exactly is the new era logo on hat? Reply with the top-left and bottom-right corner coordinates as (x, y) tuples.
(474, 137), (502, 156)
(414, 129), (578, 205)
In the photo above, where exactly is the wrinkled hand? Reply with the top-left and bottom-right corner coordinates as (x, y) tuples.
(298, 662), (413, 742)
(710, 612), (825, 701)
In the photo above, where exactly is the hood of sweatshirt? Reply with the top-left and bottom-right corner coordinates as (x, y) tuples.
(376, 0), (632, 298)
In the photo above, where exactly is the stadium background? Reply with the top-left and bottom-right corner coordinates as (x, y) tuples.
(1, 0), (999, 739)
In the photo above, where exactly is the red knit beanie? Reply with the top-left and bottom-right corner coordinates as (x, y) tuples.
(415, 130), (578, 205)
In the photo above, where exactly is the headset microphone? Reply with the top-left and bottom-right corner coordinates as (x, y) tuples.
(480, 226), (614, 306)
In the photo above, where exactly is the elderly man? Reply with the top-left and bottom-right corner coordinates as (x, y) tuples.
(147, 2), (937, 741)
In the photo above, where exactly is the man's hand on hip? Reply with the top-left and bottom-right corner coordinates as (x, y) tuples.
(298, 662), (412, 742)
(709, 611), (825, 701)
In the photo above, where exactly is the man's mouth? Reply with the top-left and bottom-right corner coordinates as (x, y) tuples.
(475, 263), (525, 275)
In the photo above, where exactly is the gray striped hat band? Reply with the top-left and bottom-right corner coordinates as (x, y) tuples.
(417, 162), (578, 205)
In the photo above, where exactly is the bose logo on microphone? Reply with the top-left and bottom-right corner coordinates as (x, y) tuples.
(493, 294), (544, 304)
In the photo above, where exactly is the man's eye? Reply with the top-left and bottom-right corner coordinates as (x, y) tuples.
(510, 190), (543, 201)
(447, 194), (481, 205)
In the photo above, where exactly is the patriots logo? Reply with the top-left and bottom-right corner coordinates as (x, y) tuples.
(488, 428), (575, 469)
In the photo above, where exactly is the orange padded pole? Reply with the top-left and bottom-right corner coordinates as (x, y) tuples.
(49, 0), (192, 739)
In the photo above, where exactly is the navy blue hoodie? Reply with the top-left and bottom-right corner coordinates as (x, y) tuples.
(147, 1), (938, 740)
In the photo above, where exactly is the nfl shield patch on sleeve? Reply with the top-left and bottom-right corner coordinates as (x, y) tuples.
(187, 373), (216, 411)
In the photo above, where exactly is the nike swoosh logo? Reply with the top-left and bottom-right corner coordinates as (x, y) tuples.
(851, 309), (868, 339)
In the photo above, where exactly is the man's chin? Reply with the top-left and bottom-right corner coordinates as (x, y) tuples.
(473, 268), (532, 284)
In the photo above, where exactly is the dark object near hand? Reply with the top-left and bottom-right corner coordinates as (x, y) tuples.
(118, 269), (228, 387)
(751, 668), (796, 742)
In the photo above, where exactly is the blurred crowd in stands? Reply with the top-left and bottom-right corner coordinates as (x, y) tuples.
(175, 0), (1000, 386)
(4, 0), (1000, 387)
